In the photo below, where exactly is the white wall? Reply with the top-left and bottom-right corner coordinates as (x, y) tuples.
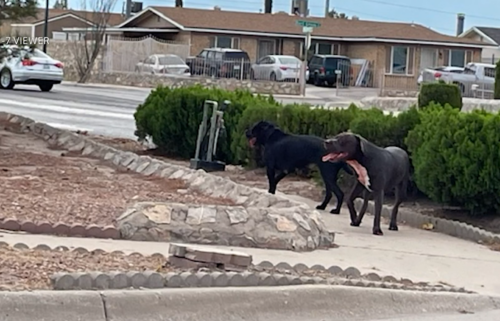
(481, 47), (500, 64)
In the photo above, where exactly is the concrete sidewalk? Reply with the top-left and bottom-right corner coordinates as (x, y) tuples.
(1, 285), (499, 321)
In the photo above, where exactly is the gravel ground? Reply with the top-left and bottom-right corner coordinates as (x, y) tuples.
(0, 129), (233, 226)
(0, 244), (171, 291)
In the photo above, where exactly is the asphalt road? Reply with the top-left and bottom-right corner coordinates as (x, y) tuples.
(0, 83), (377, 139)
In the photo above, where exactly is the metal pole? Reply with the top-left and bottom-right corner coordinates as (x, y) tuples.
(206, 102), (219, 162)
(43, 0), (49, 53)
(125, 0), (132, 18)
(300, 31), (311, 97)
(194, 102), (210, 160)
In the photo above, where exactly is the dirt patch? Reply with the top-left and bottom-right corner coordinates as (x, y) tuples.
(0, 245), (172, 291)
(85, 134), (500, 235)
(0, 130), (233, 226)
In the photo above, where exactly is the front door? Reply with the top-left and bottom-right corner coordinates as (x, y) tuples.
(420, 48), (438, 71)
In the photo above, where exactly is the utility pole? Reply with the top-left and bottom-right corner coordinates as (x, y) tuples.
(125, 0), (132, 18)
(43, 0), (49, 53)
(325, 0), (329, 17)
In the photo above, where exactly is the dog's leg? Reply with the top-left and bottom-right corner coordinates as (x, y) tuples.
(389, 180), (407, 231)
(267, 167), (277, 194)
(354, 190), (370, 225)
(347, 183), (365, 226)
(329, 182), (344, 214)
(274, 171), (288, 186)
(316, 167), (334, 211)
(372, 190), (384, 236)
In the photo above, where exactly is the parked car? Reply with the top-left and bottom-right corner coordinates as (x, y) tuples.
(307, 54), (351, 87)
(417, 66), (464, 85)
(420, 62), (495, 96)
(0, 44), (63, 92)
(135, 54), (190, 76)
(186, 48), (252, 79)
(250, 55), (309, 82)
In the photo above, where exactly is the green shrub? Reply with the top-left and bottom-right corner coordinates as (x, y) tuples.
(495, 60), (500, 99)
(418, 81), (463, 109)
(406, 103), (500, 215)
(134, 85), (277, 164)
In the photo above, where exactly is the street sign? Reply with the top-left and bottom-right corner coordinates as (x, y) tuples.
(296, 20), (321, 28)
(302, 26), (313, 33)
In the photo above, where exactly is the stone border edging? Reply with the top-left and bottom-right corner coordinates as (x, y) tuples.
(0, 241), (468, 293)
(354, 200), (500, 244)
(0, 219), (119, 239)
(49, 270), (469, 293)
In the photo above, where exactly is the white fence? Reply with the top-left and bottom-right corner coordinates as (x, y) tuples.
(102, 35), (191, 73)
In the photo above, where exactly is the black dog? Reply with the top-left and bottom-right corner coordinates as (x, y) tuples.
(323, 132), (410, 235)
(246, 121), (352, 214)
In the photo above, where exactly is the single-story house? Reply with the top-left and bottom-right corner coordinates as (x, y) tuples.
(64, 6), (493, 88)
(8, 9), (125, 40)
(459, 26), (500, 64)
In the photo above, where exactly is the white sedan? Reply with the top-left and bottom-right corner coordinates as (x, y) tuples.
(250, 55), (309, 82)
(135, 54), (190, 76)
(0, 45), (63, 92)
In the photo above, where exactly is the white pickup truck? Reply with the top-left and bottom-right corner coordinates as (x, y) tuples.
(419, 62), (496, 97)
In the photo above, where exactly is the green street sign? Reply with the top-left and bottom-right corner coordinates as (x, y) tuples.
(296, 20), (321, 28)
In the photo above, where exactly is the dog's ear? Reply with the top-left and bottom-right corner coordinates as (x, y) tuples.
(354, 134), (369, 155)
(262, 123), (276, 141)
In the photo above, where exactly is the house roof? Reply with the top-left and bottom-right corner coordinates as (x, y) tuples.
(12, 8), (125, 26)
(474, 27), (500, 45)
(127, 6), (487, 47)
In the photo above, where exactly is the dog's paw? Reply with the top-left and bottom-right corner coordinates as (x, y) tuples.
(268, 190), (276, 195)
(329, 208), (340, 215)
(388, 224), (398, 231)
(350, 221), (360, 227)
(372, 227), (384, 236)
(316, 204), (326, 210)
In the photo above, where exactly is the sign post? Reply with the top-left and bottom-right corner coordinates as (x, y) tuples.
(296, 20), (321, 97)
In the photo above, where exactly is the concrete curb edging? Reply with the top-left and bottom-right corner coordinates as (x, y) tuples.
(354, 199), (500, 244)
(1, 286), (499, 321)
(0, 218), (119, 239)
(49, 270), (469, 293)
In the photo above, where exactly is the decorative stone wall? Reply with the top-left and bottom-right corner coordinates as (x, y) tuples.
(117, 202), (331, 250)
(46, 40), (300, 95)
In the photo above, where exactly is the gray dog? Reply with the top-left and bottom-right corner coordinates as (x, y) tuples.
(322, 132), (410, 236)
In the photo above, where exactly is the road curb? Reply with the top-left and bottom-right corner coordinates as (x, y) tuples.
(1, 286), (499, 321)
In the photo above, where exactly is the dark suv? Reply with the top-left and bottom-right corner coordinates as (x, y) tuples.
(187, 48), (252, 79)
(308, 54), (352, 87)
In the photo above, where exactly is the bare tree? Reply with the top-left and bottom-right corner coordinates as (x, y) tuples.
(70, 0), (116, 83)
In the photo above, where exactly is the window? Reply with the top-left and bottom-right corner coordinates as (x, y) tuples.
(386, 46), (415, 75)
(52, 32), (67, 40)
(442, 49), (473, 67)
(198, 50), (208, 58)
(209, 36), (240, 49)
(68, 33), (81, 41)
(311, 42), (341, 55)
(484, 67), (496, 78)
(158, 56), (184, 65)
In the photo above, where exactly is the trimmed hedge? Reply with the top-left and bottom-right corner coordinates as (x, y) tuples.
(418, 81), (462, 109)
(406, 104), (500, 215)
